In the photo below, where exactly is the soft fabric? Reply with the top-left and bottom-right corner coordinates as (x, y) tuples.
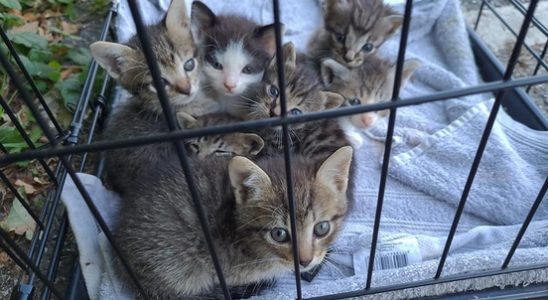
(60, 0), (548, 299)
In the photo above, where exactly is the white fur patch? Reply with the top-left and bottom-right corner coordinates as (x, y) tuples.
(203, 41), (263, 97)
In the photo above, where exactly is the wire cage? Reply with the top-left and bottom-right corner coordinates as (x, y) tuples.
(0, 0), (547, 299)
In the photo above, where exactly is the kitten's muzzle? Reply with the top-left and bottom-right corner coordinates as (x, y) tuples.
(174, 80), (191, 95)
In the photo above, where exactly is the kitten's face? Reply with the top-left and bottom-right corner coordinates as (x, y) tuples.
(323, 0), (402, 67)
(229, 147), (353, 272)
(90, 0), (200, 112)
(185, 133), (264, 159)
(241, 43), (343, 133)
(191, 1), (276, 98)
(321, 57), (420, 128)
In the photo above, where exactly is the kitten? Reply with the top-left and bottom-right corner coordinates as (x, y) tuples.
(90, 0), (201, 194)
(179, 113), (265, 159)
(238, 42), (349, 159)
(308, 0), (402, 67)
(190, 1), (277, 114)
(91, 0), (200, 113)
(320, 56), (420, 128)
(115, 146), (354, 299)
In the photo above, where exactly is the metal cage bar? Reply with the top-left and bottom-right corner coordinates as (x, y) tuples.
(365, 0), (414, 290)
(125, 2), (231, 298)
(434, 0), (540, 279)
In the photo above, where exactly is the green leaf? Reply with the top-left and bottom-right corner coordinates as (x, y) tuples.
(0, 197), (36, 240)
(0, 0), (22, 10)
(28, 48), (53, 62)
(29, 126), (42, 143)
(0, 12), (24, 28)
(7, 32), (48, 50)
(68, 47), (91, 66)
(19, 55), (55, 79)
(47, 60), (61, 81)
(55, 74), (81, 111)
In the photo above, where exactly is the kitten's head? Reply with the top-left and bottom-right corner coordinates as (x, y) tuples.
(191, 1), (277, 98)
(322, 0), (402, 67)
(321, 57), (420, 128)
(229, 146), (353, 272)
(185, 133), (264, 159)
(90, 0), (200, 112)
(241, 42), (344, 129)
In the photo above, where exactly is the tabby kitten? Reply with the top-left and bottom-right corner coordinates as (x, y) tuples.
(90, 0), (201, 194)
(91, 0), (200, 113)
(179, 113), (265, 159)
(238, 42), (349, 158)
(190, 1), (277, 113)
(309, 0), (402, 67)
(115, 146), (354, 299)
(320, 56), (420, 128)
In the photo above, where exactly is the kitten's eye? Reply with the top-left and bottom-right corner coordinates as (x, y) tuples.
(207, 55), (223, 70)
(213, 150), (231, 156)
(184, 58), (195, 71)
(270, 228), (290, 243)
(334, 33), (345, 43)
(349, 97), (361, 106)
(268, 85), (279, 98)
(313, 221), (330, 238)
(289, 108), (303, 115)
(362, 43), (374, 53)
(242, 65), (252, 74)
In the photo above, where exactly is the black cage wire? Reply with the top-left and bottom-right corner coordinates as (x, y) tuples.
(0, 0), (547, 299)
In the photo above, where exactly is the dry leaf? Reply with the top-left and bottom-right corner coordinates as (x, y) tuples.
(11, 21), (39, 34)
(33, 177), (46, 185)
(0, 198), (36, 240)
(60, 66), (81, 80)
(22, 12), (38, 22)
(61, 21), (79, 35)
(15, 179), (36, 195)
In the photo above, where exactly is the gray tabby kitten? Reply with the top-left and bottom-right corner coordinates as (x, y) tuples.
(190, 1), (277, 114)
(320, 56), (420, 129)
(309, 0), (402, 67)
(90, 0), (200, 194)
(237, 42), (349, 159)
(115, 146), (354, 299)
(179, 113), (265, 159)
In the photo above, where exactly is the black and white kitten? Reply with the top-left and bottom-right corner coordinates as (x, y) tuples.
(190, 1), (277, 114)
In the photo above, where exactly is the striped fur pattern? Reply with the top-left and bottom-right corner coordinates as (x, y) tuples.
(308, 0), (402, 67)
(179, 113), (265, 159)
(115, 148), (353, 299)
(321, 56), (420, 128)
(237, 42), (349, 159)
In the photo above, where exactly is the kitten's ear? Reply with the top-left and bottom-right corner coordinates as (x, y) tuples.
(254, 23), (280, 58)
(228, 133), (265, 156)
(90, 41), (136, 79)
(166, 0), (193, 45)
(320, 91), (345, 109)
(176, 111), (198, 129)
(316, 146), (353, 194)
(320, 58), (349, 86)
(401, 59), (421, 86)
(229, 157), (272, 204)
(389, 59), (420, 89)
(191, 1), (216, 43)
(380, 15), (403, 39)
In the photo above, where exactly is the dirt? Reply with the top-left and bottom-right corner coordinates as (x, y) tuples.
(461, 0), (548, 118)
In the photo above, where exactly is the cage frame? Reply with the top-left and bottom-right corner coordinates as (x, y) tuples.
(0, 0), (547, 299)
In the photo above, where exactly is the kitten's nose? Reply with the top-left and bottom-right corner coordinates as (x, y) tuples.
(175, 80), (191, 95)
(352, 113), (377, 128)
(299, 258), (312, 268)
(224, 82), (236, 92)
(345, 50), (356, 62)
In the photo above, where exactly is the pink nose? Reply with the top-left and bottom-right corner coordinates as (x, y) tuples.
(224, 82), (236, 92)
